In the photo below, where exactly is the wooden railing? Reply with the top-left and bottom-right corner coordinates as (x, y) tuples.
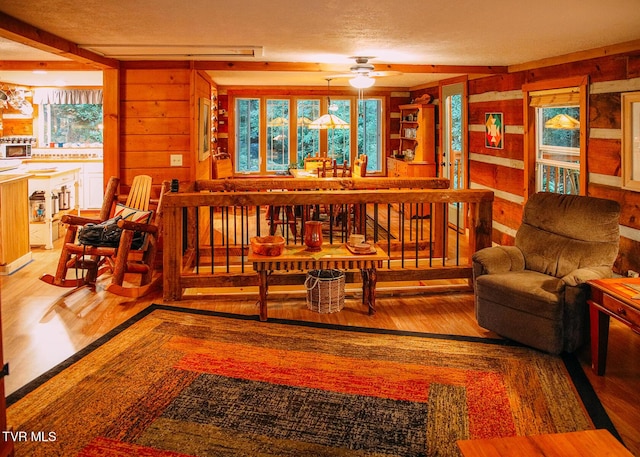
(162, 177), (494, 301)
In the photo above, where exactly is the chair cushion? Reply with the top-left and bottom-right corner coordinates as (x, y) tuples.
(475, 270), (564, 321)
(516, 193), (620, 278)
(114, 203), (153, 224)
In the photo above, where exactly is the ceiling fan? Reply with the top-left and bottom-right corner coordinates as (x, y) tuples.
(330, 56), (402, 88)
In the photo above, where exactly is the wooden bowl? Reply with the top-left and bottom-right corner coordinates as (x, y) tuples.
(352, 242), (372, 253)
(250, 235), (285, 256)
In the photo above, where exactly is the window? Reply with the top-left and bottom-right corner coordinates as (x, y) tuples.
(357, 98), (382, 173)
(535, 105), (581, 194)
(523, 77), (588, 197)
(34, 88), (103, 147)
(40, 104), (103, 146)
(234, 93), (385, 175)
(236, 98), (260, 172)
(266, 99), (290, 172)
(296, 99), (320, 166)
(327, 99), (351, 165)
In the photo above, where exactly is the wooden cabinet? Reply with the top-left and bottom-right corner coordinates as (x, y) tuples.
(28, 168), (80, 249)
(82, 162), (105, 209)
(0, 174), (31, 275)
(387, 157), (435, 178)
(398, 102), (436, 163)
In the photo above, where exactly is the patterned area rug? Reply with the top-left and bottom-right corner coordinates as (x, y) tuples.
(7, 305), (616, 457)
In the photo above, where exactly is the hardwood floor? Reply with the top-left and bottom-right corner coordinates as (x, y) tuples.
(1, 240), (638, 456)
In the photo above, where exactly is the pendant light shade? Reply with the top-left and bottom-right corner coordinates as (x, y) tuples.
(308, 113), (350, 130)
(310, 78), (350, 129)
(544, 113), (580, 130)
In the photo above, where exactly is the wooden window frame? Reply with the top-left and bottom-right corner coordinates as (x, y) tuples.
(522, 76), (589, 200)
(622, 91), (640, 191)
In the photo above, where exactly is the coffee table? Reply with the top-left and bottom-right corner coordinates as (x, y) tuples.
(248, 243), (388, 321)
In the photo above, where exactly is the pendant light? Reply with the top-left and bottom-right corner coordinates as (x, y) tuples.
(309, 79), (350, 130)
(544, 113), (580, 130)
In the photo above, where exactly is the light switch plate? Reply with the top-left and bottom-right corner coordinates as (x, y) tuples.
(170, 154), (182, 166)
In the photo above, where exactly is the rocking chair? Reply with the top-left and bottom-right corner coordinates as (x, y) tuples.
(40, 175), (155, 296)
(105, 179), (169, 297)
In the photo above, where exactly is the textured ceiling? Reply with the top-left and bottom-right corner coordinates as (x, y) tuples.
(1, 0), (640, 88)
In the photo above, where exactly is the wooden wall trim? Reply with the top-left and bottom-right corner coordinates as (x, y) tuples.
(102, 68), (120, 187)
(510, 39), (640, 73)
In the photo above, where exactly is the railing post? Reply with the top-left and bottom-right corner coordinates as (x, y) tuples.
(470, 199), (493, 253)
(163, 202), (183, 301)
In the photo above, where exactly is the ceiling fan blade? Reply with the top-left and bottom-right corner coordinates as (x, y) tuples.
(326, 73), (356, 79)
(369, 71), (403, 78)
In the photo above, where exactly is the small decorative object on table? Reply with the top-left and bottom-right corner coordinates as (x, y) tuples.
(250, 235), (285, 256)
(304, 221), (323, 251)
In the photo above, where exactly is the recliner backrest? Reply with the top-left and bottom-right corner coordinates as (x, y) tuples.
(515, 192), (620, 278)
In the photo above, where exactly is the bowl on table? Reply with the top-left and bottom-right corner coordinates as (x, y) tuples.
(250, 235), (285, 256)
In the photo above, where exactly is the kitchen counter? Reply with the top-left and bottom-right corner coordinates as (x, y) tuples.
(0, 173), (29, 183)
(28, 167), (80, 249)
(24, 157), (102, 164)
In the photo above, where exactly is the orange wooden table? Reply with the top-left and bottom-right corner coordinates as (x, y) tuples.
(457, 429), (633, 457)
(587, 277), (640, 375)
(248, 243), (388, 321)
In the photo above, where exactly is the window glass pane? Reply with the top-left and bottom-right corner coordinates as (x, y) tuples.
(535, 105), (580, 194)
(540, 107), (580, 148)
(296, 99), (320, 166)
(357, 98), (381, 172)
(328, 99), (350, 165)
(42, 104), (103, 146)
(266, 99), (290, 172)
(236, 98), (260, 172)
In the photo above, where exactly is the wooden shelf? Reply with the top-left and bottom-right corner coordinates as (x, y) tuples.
(398, 103), (435, 163)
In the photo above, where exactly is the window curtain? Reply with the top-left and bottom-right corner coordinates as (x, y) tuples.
(33, 88), (103, 104)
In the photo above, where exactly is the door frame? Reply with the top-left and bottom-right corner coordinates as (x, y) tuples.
(439, 76), (469, 229)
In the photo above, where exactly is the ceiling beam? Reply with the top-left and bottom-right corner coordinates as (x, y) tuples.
(0, 60), (98, 71)
(0, 11), (119, 69)
(193, 61), (508, 75)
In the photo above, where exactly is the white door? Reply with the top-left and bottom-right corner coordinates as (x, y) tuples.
(441, 81), (467, 228)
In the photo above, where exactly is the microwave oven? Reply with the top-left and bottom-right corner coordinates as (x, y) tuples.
(0, 143), (32, 159)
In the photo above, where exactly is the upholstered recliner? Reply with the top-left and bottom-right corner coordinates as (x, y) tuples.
(472, 192), (620, 354)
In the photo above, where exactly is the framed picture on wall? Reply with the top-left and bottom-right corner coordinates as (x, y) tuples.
(485, 112), (504, 149)
(198, 97), (211, 161)
(622, 91), (640, 191)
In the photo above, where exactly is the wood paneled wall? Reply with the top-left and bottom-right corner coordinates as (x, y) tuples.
(438, 52), (640, 275)
(117, 67), (213, 195)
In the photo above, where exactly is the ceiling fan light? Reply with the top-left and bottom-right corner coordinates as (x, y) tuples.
(349, 74), (375, 89)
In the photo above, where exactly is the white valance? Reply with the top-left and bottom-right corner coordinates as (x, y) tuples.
(33, 88), (103, 105)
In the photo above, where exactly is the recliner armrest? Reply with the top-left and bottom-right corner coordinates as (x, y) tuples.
(561, 266), (614, 287)
(472, 246), (525, 276)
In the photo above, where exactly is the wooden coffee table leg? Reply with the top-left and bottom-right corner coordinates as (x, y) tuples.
(589, 301), (610, 376)
(361, 268), (377, 315)
(258, 270), (268, 321)
(360, 269), (369, 306)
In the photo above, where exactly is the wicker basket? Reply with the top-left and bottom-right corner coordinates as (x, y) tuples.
(305, 269), (345, 313)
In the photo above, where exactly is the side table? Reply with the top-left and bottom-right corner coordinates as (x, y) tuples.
(587, 277), (640, 375)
